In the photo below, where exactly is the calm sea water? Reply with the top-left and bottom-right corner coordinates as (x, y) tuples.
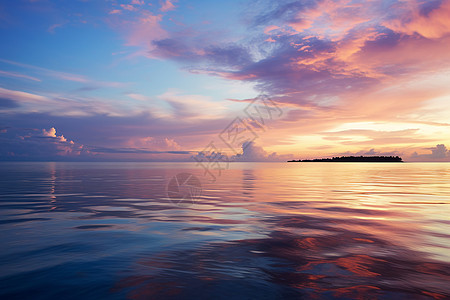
(0, 162), (449, 299)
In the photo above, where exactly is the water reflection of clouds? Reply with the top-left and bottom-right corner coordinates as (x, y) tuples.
(116, 214), (450, 299)
(1, 162), (449, 299)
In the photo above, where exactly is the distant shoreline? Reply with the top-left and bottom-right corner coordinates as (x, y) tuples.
(288, 156), (403, 162)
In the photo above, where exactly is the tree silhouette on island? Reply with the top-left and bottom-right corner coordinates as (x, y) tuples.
(288, 156), (403, 162)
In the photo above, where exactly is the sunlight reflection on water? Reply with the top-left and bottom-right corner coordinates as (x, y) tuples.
(0, 162), (449, 299)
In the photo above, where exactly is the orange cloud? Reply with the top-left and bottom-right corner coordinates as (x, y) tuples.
(384, 0), (450, 39)
(264, 25), (279, 34)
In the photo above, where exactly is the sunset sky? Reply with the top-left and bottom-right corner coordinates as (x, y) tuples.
(1, 0), (450, 161)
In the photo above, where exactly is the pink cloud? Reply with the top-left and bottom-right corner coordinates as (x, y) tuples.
(0, 58), (128, 87)
(0, 70), (41, 81)
(232, 141), (293, 162)
(409, 144), (450, 161)
(289, 18), (314, 33)
(286, 0), (370, 39)
(120, 4), (137, 11)
(42, 127), (71, 143)
(127, 136), (182, 151)
(109, 9), (121, 15)
(48, 23), (66, 33)
(264, 25), (279, 34)
(160, 0), (176, 12)
(0, 87), (131, 117)
(125, 13), (167, 49)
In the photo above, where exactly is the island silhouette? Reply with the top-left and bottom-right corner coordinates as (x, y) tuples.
(288, 156), (403, 162)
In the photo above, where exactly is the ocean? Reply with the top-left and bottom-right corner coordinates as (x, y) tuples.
(0, 162), (449, 299)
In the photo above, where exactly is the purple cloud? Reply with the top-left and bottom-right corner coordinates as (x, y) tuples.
(410, 144), (450, 161)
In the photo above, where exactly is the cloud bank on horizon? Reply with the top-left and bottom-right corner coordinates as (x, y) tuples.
(0, 0), (449, 161)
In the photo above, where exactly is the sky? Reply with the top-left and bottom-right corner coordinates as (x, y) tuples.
(0, 0), (450, 162)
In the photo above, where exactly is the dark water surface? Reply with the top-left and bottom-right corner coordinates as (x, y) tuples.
(0, 162), (449, 299)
